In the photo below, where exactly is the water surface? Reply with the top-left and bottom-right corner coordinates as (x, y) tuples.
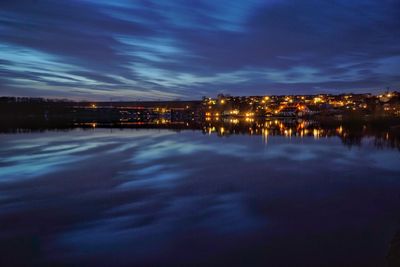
(1, 124), (400, 266)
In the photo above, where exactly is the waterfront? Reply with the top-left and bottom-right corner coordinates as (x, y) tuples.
(1, 120), (400, 266)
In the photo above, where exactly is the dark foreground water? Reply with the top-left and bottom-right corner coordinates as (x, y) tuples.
(1, 122), (400, 266)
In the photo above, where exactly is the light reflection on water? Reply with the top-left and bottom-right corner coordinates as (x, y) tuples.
(0, 127), (400, 266)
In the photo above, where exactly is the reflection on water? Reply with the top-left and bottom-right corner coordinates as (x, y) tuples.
(1, 119), (400, 266)
(3, 117), (400, 150)
(201, 118), (400, 150)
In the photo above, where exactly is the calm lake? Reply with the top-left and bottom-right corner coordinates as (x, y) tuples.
(1, 120), (400, 266)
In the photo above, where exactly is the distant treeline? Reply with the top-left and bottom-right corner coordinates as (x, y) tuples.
(0, 96), (201, 113)
(0, 97), (78, 119)
(0, 96), (203, 125)
(0, 97), (74, 103)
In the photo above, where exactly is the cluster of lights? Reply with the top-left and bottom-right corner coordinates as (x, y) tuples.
(203, 91), (399, 118)
(245, 112), (254, 117)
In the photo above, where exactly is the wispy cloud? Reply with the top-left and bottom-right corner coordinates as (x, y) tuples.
(0, 0), (399, 99)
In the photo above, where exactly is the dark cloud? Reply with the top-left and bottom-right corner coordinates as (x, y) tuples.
(0, 0), (399, 99)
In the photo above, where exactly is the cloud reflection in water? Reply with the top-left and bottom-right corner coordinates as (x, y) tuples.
(0, 128), (400, 266)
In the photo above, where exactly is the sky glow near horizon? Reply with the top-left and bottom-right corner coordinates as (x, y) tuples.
(0, 0), (399, 100)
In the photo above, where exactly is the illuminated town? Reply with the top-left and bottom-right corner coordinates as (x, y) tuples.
(202, 91), (400, 118)
(1, 91), (399, 121)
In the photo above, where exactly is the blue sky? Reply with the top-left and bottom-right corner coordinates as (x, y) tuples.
(0, 0), (399, 100)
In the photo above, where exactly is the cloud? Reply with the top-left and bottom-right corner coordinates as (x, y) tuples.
(0, 0), (399, 99)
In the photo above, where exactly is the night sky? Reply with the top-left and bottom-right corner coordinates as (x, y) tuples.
(1, 0), (399, 100)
